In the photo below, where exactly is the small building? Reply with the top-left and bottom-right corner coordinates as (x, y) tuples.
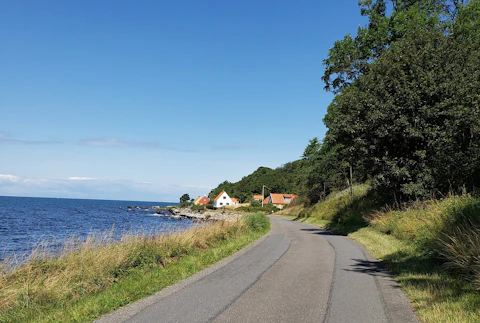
(231, 197), (239, 205)
(253, 194), (263, 202)
(194, 196), (210, 206)
(214, 190), (235, 208)
(263, 193), (298, 208)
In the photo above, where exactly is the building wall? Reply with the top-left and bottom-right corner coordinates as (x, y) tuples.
(214, 192), (233, 208)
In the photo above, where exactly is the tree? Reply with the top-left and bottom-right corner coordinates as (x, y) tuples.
(322, 0), (458, 93)
(302, 137), (321, 160)
(323, 13), (480, 198)
(179, 193), (190, 204)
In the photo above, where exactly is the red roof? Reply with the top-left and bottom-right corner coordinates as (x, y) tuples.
(199, 197), (210, 205)
(231, 198), (239, 203)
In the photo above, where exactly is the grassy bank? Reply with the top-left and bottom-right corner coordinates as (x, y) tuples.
(0, 213), (270, 323)
(278, 187), (480, 323)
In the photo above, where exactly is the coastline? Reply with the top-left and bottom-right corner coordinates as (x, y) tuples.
(0, 213), (270, 323)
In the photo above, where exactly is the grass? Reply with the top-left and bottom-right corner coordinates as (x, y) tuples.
(277, 184), (375, 232)
(277, 186), (480, 323)
(0, 213), (270, 323)
(350, 227), (480, 323)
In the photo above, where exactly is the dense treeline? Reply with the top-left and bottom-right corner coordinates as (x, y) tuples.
(208, 162), (306, 203)
(211, 0), (480, 206)
(308, 0), (480, 203)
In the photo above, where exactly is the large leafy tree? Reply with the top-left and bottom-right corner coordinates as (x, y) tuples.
(322, 0), (462, 93)
(323, 1), (480, 198)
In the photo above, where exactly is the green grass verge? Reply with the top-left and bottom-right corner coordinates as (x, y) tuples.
(40, 229), (266, 323)
(0, 214), (270, 323)
(278, 186), (480, 323)
(350, 228), (480, 323)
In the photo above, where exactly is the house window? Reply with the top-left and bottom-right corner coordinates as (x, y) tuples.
(227, 203), (229, 205)
(220, 202), (223, 206)
(223, 196), (226, 199)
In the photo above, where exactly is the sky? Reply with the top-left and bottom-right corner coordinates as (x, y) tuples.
(0, 0), (366, 202)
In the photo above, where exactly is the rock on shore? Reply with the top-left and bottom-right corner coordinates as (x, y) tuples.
(169, 208), (242, 222)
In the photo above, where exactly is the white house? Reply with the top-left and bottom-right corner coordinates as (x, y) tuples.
(213, 190), (236, 208)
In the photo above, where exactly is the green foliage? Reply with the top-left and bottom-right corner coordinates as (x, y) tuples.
(179, 194), (190, 204)
(322, 0), (450, 93)
(300, 184), (374, 230)
(210, 0), (480, 211)
(369, 194), (480, 289)
(0, 217), (271, 323)
(236, 204), (277, 213)
(191, 204), (206, 211)
(242, 212), (270, 231)
(304, 142), (355, 205)
(209, 164), (305, 203)
(301, 137), (321, 160)
(206, 200), (214, 210)
(179, 201), (191, 208)
(319, 0), (480, 200)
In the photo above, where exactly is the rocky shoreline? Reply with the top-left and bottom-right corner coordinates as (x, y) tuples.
(168, 208), (242, 222)
(126, 205), (243, 222)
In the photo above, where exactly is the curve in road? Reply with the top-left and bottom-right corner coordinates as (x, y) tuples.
(96, 216), (418, 323)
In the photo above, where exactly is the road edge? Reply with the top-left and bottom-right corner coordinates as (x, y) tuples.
(95, 227), (272, 323)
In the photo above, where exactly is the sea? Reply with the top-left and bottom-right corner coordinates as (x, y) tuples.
(0, 196), (194, 264)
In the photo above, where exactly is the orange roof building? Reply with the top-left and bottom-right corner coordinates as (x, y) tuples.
(263, 193), (297, 207)
(194, 196), (210, 206)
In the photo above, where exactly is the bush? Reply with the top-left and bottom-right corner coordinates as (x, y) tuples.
(206, 201), (215, 210)
(191, 205), (205, 211)
(237, 204), (277, 213)
(242, 212), (270, 231)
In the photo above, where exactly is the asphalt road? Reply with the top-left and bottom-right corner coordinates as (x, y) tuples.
(96, 216), (418, 323)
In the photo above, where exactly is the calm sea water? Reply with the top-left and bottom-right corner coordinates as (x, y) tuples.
(0, 196), (193, 263)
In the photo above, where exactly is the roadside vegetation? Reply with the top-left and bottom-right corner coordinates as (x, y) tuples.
(278, 185), (480, 322)
(0, 213), (270, 323)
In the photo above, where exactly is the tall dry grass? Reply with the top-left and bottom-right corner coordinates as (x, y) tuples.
(368, 194), (480, 289)
(0, 219), (248, 317)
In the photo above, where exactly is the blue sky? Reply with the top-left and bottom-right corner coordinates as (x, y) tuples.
(1, 0), (366, 202)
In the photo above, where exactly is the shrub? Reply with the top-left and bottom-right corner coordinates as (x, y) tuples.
(191, 205), (205, 211)
(242, 212), (270, 231)
(237, 204), (276, 213)
(206, 201), (215, 210)
(437, 224), (480, 289)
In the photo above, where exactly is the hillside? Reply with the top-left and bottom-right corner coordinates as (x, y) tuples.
(208, 160), (306, 203)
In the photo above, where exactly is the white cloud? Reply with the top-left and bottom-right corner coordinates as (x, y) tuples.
(0, 174), (21, 183)
(67, 177), (98, 181)
(0, 131), (61, 145)
(79, 138), (128, 147)
(78, 137), (193, 152)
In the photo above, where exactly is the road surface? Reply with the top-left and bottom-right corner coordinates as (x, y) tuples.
(96, 216), (418, 323)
